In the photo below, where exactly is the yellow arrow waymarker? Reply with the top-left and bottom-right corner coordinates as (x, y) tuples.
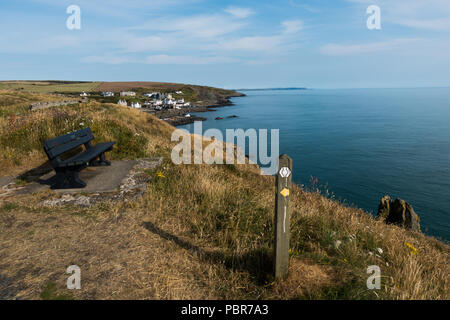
(280, 188), (290, 197)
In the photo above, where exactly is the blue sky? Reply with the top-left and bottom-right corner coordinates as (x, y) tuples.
(1, 0), (449, 88)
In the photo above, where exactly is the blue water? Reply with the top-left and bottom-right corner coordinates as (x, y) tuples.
(179, 88), (450, 242)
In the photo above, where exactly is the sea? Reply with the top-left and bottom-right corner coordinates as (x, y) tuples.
(179, 88), (450, 243)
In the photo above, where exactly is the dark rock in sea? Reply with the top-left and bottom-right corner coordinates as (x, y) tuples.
(215, 117), (223, 120)
(226, 115), (238, 118)
(377, 195), (421, 232)
(167, 116), (206, 126)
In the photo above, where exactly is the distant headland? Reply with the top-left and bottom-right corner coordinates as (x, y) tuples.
(234, 87), (308, 91)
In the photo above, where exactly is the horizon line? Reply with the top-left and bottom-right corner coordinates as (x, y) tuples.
(1, 80), (449, 91)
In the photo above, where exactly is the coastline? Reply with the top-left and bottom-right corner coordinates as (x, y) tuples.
(159, 92), (245, 126)
(172, 88), (450, 243)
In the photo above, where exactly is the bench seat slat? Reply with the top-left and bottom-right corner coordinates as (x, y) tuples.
(58, 142), (115, 167)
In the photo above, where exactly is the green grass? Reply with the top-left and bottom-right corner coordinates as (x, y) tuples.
(0, 202), (20, 212)
(40, 283), (74, 300)
(14, 178), (27, 186)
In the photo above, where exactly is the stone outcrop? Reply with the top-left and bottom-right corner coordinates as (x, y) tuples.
(377, 195), (421, 232)
(29, 99), (85, 111)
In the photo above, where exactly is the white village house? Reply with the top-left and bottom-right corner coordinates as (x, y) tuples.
(131, 102), (141, 109)
(117, 99), (127, 106)
(120, 91), (136, 97)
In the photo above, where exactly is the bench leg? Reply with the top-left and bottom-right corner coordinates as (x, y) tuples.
(90, 152), (111, 166)
(51, 168), (86, 189)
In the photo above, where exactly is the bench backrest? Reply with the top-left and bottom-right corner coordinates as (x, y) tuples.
(44, 128), (94, 160)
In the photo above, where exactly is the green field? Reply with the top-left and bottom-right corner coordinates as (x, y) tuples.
(0, 81), (102, 93)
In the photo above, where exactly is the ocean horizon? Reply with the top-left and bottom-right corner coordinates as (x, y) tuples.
(180, 87), (450, 243)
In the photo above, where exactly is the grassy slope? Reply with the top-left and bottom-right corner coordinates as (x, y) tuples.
(0, 81), (242, 107)
(0, 81), (101, 94)
(0, 90), (448, 300)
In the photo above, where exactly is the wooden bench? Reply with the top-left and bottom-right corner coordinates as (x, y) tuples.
(43, 128), (115, 189)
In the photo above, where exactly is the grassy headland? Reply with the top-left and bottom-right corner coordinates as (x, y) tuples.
(0, 81), (101, 94)
(0, 81), (243, 107)
(0, 87), (448, 300)
(0, 80), (244, 126)
(96, 81), (243, 107)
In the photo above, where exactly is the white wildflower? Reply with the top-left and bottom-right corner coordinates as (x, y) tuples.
(376, 248), (383, 255)
(333, 240), (342, 249)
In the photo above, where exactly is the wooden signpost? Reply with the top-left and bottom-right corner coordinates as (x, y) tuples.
(274, 154), (293, 279)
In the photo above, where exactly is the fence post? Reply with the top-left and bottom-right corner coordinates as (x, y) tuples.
(274, 154), (292, 279)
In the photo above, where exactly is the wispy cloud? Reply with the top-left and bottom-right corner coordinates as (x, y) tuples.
(282, 20), (304, 34)
(145, 55), (236, 64)
(224, 6), (255, 19)
(81, 55), (138, 65)
(84, 14), (304, 64)
(3, 1), (305, 65)
(216, 36), (284, 52)
(0, 33), (82, 54)
(120, 35), (177, 53)
(128, 15), (246, 39)
(288, 1), (321, 13)
(320, 38), (421, 55)
(215, 20), (304, 53)
(396, 18), (450, 31)
(82, 54), (235, 65)
(347, 0), (450, 31)
(28, 0), (200, 18)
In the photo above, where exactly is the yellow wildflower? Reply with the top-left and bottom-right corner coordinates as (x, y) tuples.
(405, 242), (418, 255)
(156, 172), (166, 178)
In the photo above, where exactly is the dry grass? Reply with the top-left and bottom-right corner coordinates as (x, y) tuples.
(0, 195), (217, 299)
(0, 90), (448, 300)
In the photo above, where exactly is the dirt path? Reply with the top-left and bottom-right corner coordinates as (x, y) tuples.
(0, 158), (219, 300)
(0, 204), (219, 299)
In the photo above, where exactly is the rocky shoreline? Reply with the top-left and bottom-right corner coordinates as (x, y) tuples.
(153, 93), (245, 126)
